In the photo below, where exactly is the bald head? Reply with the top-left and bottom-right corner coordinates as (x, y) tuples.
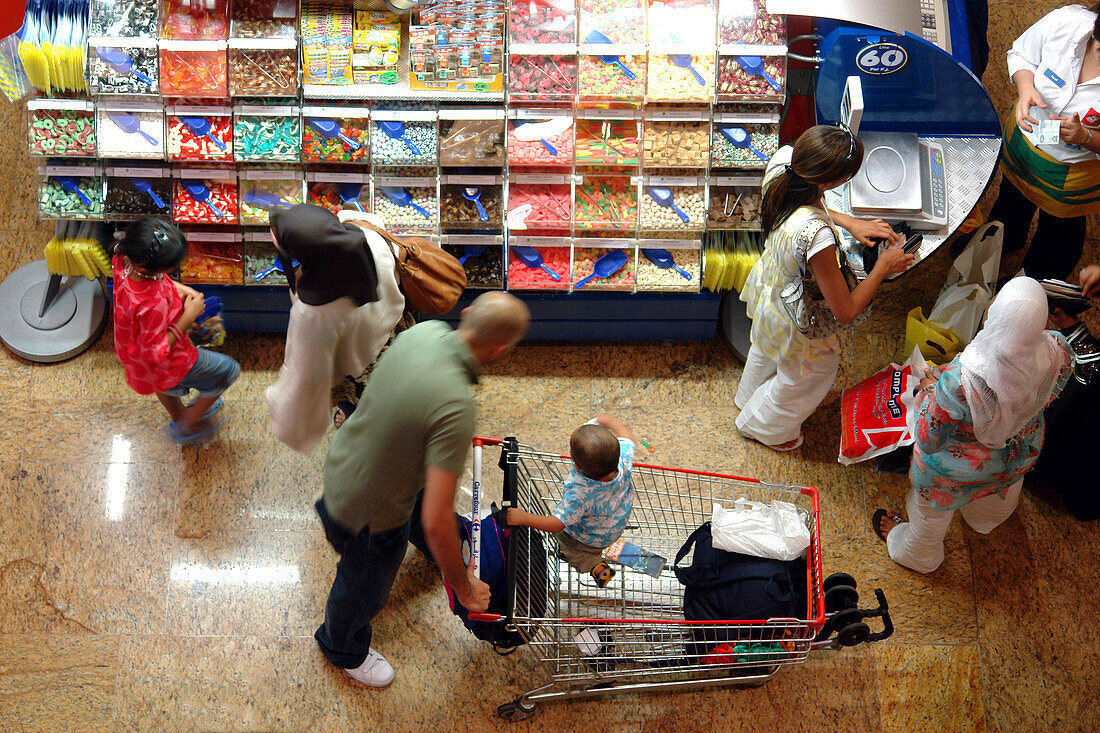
(457, 292), (530, 362)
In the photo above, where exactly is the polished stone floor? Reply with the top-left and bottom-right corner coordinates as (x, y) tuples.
(2, 1), (1099, 730)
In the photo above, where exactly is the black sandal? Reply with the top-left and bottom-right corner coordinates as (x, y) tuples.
(871, 508), (903, 543)
(334, 400), (357, 428)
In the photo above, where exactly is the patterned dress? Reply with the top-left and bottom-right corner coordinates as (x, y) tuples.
(909, 332), (1073, 510)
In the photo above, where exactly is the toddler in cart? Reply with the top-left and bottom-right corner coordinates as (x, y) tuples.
(507, 414), (635, 587)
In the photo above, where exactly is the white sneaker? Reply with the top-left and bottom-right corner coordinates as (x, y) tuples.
(344, 648), (395, 688)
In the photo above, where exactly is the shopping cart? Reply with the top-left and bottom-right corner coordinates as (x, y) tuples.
(466, 437), (893, 722)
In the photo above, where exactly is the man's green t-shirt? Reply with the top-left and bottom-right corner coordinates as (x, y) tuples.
(322, 320), (480, 534)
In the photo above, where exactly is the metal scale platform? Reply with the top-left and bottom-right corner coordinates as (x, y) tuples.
(849, 131), (948, 230)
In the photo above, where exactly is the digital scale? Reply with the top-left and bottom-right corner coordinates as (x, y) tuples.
(848, 132), (948, 230)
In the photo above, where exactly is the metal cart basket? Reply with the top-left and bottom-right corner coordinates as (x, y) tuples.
(468, 437), (892, 722)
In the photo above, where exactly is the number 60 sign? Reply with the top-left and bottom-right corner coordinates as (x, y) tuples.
(856, 43), (909, 76)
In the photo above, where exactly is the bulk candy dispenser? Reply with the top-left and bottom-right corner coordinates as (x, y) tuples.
(87, 40), (160, 95)
(244, 230), (287, 286)
(302, 107), (371, 164)
(572, 239), (636, 291)
(438, 109), (506, 168)
(707, 174), (763, 229)
(166, 105), (234, 162)
(28, 100), (96, 158)
(508, 236), (571, 290)
(578, 43), (646, 104)
(92, 0), (160, 37)
(578, 0), (646, 45)
(646, 0), (717, 103)
(233, 105), (302, 162)
(639, 175), (707, 234)
(373, 175), (438, 233)
(509, 0), (577, 45)
(159, 0), (229, 97)
(442, 234), (504, 289)
(96, 100), (166, 159)
(574, 110), (641, 168)
(507, 173), (573, 232)
(642, 110), (710, 169)
(238, 169), (304, 226)
(371, 110), (438, 167)
(711, 114), (780, 168)
(636, 238), (702, 291)
(172, 168), (239, 224)
(574, 174), (638, 232)
(180, 230), (243, 285)
(508, 47), (578, 105)
(38, 165), (106, 220)
(229, 0), (299, 97)
(307, 171), (370, 216)
(105, 165), (173, 219)
(507, 111), (574, 168)
(717, 54), (786, 102)
(441, 175), (504, 232)
(718, 0), (785, 45)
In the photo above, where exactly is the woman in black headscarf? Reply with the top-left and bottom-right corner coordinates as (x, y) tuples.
(265, 204), (405, 453)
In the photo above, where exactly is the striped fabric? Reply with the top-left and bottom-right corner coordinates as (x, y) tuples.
(1000, 120), (1100, 218)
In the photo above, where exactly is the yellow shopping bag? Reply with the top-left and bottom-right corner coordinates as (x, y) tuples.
(905, 307), (961, 365)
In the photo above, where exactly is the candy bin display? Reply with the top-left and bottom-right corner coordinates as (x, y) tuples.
(507, 113), (574, 168)
(639, 177), (707, 233)
(244, 230), (286, 286)
(711, 118), (779, 168)
(574, 113), (640, 168)
(229, 0), (298, 96)
(238, 169), (304, 226)
(635, 239), (701, 291)
(508, 51), (577, 105)
(642, 113), (710, 169)
(647, 49), (716, 103)
(578, 46), (646, 104)
(302, 107), (370, 164)
(507, 174), (572, 231)
(441, 177), (504, 232)
(371, 111), (438, 167)
(180, 231), (243, 285)
(92, 0), (160, 37)
(717, 54), (785, 102)
(578, 0), (646, 45)
(718, 0), (785, 45)
(159, 40), (229, 97)
(509, 0), (576, 45)
(105, 165), (172, 218)
(27, 100), (96, 157)
(88, 41), (159, 95)
(438, 110), (506, 168)
(443, 234), (504, 289)
(574, 174), (638, 232)
(708, 175), (763, 228)
(508, 237), (571, 290)
(96, 102), (166, 159)
(648, 0), (717, 43)
(373, 176), (437, 233)
(234, 105), (302, 162)
(572, 240), (636, 290)
(307, 172), (369, 217)
(167, 106), (234, 162)
(38, 165), (106, 220)
(172, 169), (239, 224)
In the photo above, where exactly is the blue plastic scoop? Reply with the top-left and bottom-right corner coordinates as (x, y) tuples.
(511, 245), (561, 280)
(307, 118), (363, 151)
(96, 46), (154, 86)
(55, 176), (92, 207)
(734, 55), (782, 92)
(108, 112), (160, 146)
(511, 117), (570, 155)
(644, 186), (690, 223)
(181, 179), (225, 219)
(337, 182), (366, 212)
(131, 178), (167, 209)
(462, 187), (489, 221)
(668, 51), (706, 86)
(584, 29), (636, 79)
(254, 256), (299, 282)
(243, 189), (291, 211)
(180, 116), (227, 151)
(376, 120), (421, 155)
(458, 245), (486, 264)
(574, 249), (628, 289)
(717, 125), (768, 161)
(641, 248), (692, 280)
(379, 187), (431, 218)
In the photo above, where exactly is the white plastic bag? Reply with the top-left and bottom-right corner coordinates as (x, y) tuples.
(710, 500), (810, 562)
(928, 221), (1003, 345)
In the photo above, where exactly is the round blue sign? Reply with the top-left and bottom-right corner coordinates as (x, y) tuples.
(856, 43), (908, 75)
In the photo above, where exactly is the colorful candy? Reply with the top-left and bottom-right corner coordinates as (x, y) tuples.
(578, 0), (646, 45)
(167, 112), (234, 161)
(28, 104), (96, 157)
(302, 114), (370, 163)
(574, 176), (637, 229)
(717, 55), (785, 101)
(718, 0), (785, 45)
(229, 47), (299, 96)
(507, 182), (572, 230)
(308, 180), (368, 216)
(38, 173), (105, 219)
(647, 53), (716, 102)
(508, 54), (577, 104)
(159, 48), (228, 98)
(173, 177), (239, 224)
(509, 0), (577, 44)
(578, 53), (646, 102)
(507, 118), (574, 167)
(507, 244), (571, 289)
(572, 247), (635, 290)
(181, 241), (244, 285)
(234, 110), (301, 162)
(711, 123), (779, 167)
(643, 120), (710, 168)
(575, 118), (640, 167)
(238, 176), (304, 225)
(635, 247), (700, 290)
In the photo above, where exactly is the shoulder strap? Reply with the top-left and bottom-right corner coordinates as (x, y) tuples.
(674, 521), (711, 570)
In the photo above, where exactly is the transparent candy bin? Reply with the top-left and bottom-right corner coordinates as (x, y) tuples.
(717, 54), (786, 102)
(574, 175), (638, 231)
(642, 118), (710, 169)
(510, 0), (577, 44)
(639, 180), (707, 232)
(507, 240), (571, 290)
(160, 0), (229, 40)
(507, 115), (574, 168)
(371, 113), (438, 167)
(508, 53), (577, 105)
(635, 241), (702, 291)
(238, 173), (304, 226)
(373, 180), (438, 231)
(159, 43), (229, 97)
(711, 120), (779, 168)
(507, 177), (573, 231)
(96, 105), (166, 159)
(105, 168), (173, 218)
(229, 44), (299, 96)
(708, 179), (763, 228)
(647, 52), (716, 103)
(438, 114), (506, 167)
(578, 50), (646, 103)
(647, 0), (717, 45)
(180, 236), (243, 286)
(443, 239), (504, 289)
(88, 43), (160, 95)
(572, 243), (635, 291)
(244, 234), (287, 286)
(167, 107), (234, 162)
(38, 167), (106, 220)
(233, 107), (301, 163)
(302, 109), (371, 164)
(574, 116), (640, 168)
(441, 182), (504, 231)
(718, 0), (785, 45)
(578, 0), (646, 45)
(308, 176), (370, 217)
(28, 101), (96, 157)
(230, 0), (297, 39)
(172, 173), (239, 225)
(92, 0), (160, 37)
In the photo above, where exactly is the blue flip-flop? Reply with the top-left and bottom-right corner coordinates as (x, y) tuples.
(198, 397), (224, 422)
(167, 419), (221, 445)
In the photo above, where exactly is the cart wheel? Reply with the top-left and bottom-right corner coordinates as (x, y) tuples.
(497, 700), (537, 722)
(837, 621), (871, 647)
(493, 643), (518, 656)
(823, 572), (857, 591)
(824, 584), (859, 612)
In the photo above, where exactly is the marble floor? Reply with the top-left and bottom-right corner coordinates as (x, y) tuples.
(3, 1), (1100, 730)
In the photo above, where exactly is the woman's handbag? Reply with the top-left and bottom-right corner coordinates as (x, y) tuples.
(351, 220), (467, 315)
(779, 215), (867, 339)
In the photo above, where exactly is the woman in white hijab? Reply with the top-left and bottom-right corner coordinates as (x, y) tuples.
(872, 277), (1074, 573)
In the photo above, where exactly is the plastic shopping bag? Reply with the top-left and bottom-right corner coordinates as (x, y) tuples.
(928, 221), (1003, 344)
(905, 307), (961, 365)
(710, 500), (810, 562)
(838, 346), (928, 466)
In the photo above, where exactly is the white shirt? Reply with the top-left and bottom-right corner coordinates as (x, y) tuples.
(1006, 4), (1100, 163)
(764, 146), (839, 261)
